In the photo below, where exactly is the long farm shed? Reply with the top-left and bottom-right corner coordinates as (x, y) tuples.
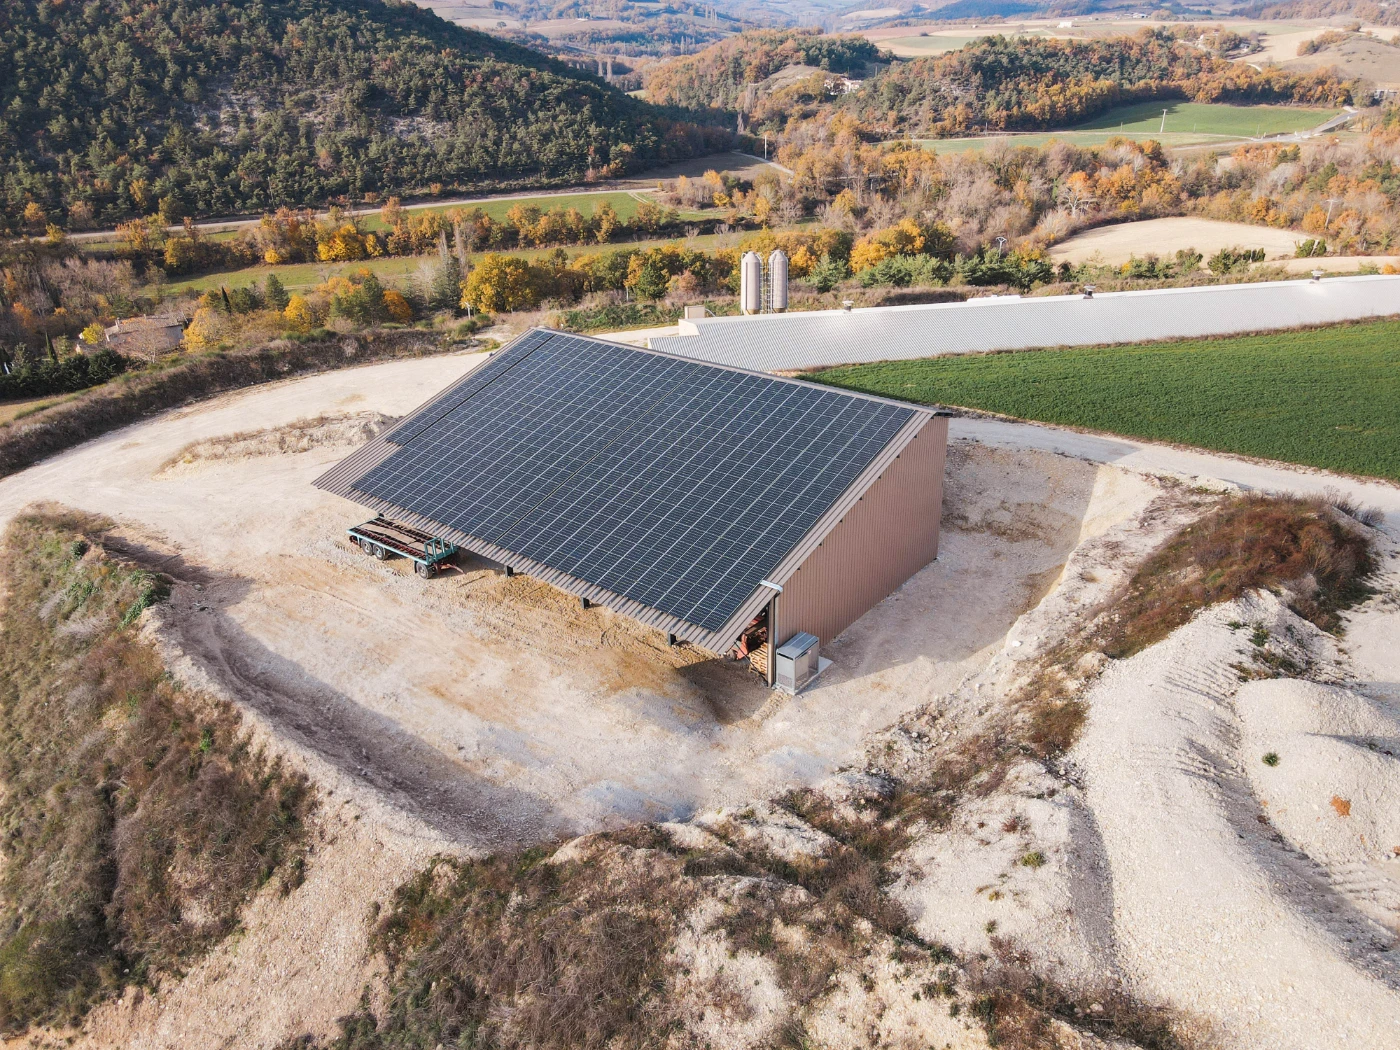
(648, 274), (1400, 372)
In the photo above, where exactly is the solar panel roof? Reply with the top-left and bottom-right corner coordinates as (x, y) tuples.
(338, 331), (918, 635)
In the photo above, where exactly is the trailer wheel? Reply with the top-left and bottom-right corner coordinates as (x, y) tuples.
(358, 537), (374, 555)
(371, 543), (388, 561)
(416, 560), (436, 579)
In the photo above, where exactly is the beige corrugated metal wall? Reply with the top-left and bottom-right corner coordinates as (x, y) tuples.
(775, 415), (947, 650)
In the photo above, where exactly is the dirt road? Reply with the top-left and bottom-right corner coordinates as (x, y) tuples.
(955, 415), (1400, 536)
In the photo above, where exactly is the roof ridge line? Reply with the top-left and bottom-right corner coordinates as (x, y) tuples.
(578, 327), (939, 416)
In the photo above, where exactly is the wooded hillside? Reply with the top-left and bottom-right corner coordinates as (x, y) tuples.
(843, 31), (1358, 136)
(644, 29), (882, 112)
(0, 0), (725, 233)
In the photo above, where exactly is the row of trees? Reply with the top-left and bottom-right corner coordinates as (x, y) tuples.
(114, 196), (694, 278)
(0, 347), (126, 400)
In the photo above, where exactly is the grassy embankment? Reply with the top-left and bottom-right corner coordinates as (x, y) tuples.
(920, 100), (1341, 154)
(0, 511), (312, 1031)
(810, 319), (1400, 482)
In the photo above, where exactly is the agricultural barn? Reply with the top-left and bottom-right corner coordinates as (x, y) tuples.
(647, 273), (1400, 372)
(315, 330), (948, 683)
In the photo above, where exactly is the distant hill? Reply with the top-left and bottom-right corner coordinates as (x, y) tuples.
(838, 30), (1359, 136)
(0, 0), (727, 233)
(642, 27), (1358, 137)
(644, 29), (883, 113)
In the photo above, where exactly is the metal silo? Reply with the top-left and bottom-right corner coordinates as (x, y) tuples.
(740, 251), (763, 315)
(768, 249), (789, 312)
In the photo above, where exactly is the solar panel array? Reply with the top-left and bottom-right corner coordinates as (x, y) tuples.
(382, 328), (557, 445)
(352, 332), (914, 632)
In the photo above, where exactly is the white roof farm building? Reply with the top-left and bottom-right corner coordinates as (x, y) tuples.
(646, 274), (1400, 372)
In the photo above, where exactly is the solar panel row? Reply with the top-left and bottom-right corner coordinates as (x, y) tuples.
(382, 328), (557, 446)
(353, 332), (914, 632)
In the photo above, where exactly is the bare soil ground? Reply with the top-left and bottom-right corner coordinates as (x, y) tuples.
(1049, 217), (1303, 266)
(4, 355), (1398, 1048)
(1276, 34), (1400, 88)
(0, 354), (1114, 850)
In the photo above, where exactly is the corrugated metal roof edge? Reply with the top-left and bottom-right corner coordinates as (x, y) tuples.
(666, 272), (1400, 334)
(579, 326), (932, 415)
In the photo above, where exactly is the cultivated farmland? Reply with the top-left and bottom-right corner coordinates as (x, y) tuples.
(1075, 100), (1339, 137)
(810, 319), (1400, 481)
(918, 99), (1341, 154)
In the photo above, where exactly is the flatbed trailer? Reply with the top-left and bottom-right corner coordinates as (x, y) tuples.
(347, 516), (458, 578)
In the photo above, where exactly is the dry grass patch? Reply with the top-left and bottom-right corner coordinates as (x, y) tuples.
(1005, 492), (1377, 763)
(0, 509), (312, 1032)
(1099, 493), (1377, 658)
(330, 844), (692, 1050)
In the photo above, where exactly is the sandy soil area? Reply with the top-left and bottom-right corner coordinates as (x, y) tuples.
(1049, 217), (1303, 266)
(0, 354), (1121, 852)
(1071, 581), (1400, 1048)
(6, 354), (1399, 1048)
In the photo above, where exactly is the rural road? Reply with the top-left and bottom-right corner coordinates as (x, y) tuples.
(955, 415), (1400, 536)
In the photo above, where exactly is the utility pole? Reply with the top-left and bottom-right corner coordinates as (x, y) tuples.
(1324, 197), (1341, 224)
(995, 236), (1007, 254)
(763, 133), (768, 160)
(1160, 108), (1167, 134)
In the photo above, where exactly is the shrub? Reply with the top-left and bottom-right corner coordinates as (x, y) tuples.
(1099, 494), (1375, 658)
(0, 348), (126, 401)
(262, 273), (290, 311)
(807, 253), (849, 292)
(1208, 246), (1266, 275)
(0, 512), (312, 1030)
(284, 295), (316, 333)
(463, 254), (544, 313)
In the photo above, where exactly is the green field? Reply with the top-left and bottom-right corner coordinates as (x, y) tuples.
(809, 320), (1400, 482)
(917, 100), (1341, 155)
(159, 231), (735, 295)
(920, 131), (1224, 154)
(1075, 100), (1339, 137)
(359, 190), (695, 232)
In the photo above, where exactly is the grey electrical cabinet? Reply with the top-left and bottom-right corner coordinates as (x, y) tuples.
(775, 632), (820, 694)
